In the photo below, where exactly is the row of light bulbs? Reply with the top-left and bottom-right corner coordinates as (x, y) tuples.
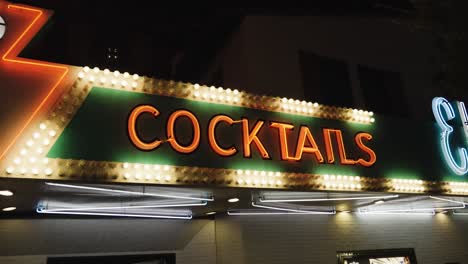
(5, 123), (56, 177)
(450, 188), (468, 194)
(448, 182), (468, 194)
(391, 178), (425, 193)
(350, 109), (375, 123)
(192, 84), (241, 104)
(280, 98), (319, 115)
(78, 66), (376, 126)
(448, 182), (468, 186)
(322, 174), (363, 190)
(323, 174), (360, 181)
(235, 169), (283, 186)
(121, 162), (173, 181)
(78, 66), (140, 89)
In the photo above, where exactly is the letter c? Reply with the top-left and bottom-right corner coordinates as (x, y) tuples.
(128, 105), (162, 151)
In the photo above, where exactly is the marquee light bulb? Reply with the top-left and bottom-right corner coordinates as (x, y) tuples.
(103, 69), (110, 75)
(123, 72), (130, 78)
(6, 167), (14, 174)
(44, 168), (53, 175)
(49, 130), (56, 137)
(113, 70), (120, 77)
(78, 72), (84, 79)
(0, 190), (13, 196)
(93, 67), (99, 73)
(83, 66), (90, 72)
(2, 207), (16, 212)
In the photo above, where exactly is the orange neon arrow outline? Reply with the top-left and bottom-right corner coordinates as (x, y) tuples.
(0, 4), (69, 161)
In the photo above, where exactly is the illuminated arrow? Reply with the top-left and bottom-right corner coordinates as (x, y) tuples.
(0, 3), (69, 161)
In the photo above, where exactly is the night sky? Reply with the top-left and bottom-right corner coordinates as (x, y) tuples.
(13, 0), (414, 84)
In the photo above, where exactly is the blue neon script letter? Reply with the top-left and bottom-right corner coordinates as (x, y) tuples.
(432, 97), (468, 175)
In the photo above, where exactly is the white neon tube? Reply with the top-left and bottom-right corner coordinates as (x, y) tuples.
(252, 202), (336, 214)
(361, 204), (464, 212)
(429, 195), (467, 205)
(45, 182), (214, 201)
(358, 210), (435, 216)
(457, 101), (468, 141)
(41, 201), (207, 212)
(453, 211), (468, 215)
(259, 194), (399, 203)
(432, 97), (468, 175)
(36, 208), (192, 219)
(227, 211), (320, 216)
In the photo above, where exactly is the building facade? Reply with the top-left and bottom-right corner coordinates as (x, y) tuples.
(0, 3), (468, 264)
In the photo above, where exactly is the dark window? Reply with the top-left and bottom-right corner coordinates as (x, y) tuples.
(358, 65), (408, 117)
(299, 51), (353, 107)
(47, 253), (175, 264)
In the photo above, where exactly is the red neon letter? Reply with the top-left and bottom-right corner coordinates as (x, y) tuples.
(270, 122), (296, 161)
(167, 110), (201, 154)
(355, 132), (377, 167)
(128, 105), (161, 151)
(323, 128), (357, 165)
(241, 118), (270, 159)
(208, 115), (237, 157)
(294, 126), (324, 162)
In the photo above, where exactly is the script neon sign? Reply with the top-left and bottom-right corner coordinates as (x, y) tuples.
(127, 104), (377, 167)
(432, 97), (468, 175)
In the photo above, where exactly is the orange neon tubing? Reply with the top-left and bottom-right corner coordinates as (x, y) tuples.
(355, 132), (377, 167)
(128, 105), (162, 151)
(0, 4), (69, 161)
(208, 115), (237, 157)
(293, 126), (324, 163)
(270, 122), (295, 161)
(167, 110), (201, 154)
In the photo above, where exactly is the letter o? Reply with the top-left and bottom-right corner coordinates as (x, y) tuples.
(167, 110), (201, 154)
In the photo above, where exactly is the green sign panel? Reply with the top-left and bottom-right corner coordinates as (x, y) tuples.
(48, 87), (468, 183)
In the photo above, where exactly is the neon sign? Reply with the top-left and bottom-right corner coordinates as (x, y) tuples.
(432, 97), (468, 175)
(127, 104), (377, 167)
(0, 15), (6, 40)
